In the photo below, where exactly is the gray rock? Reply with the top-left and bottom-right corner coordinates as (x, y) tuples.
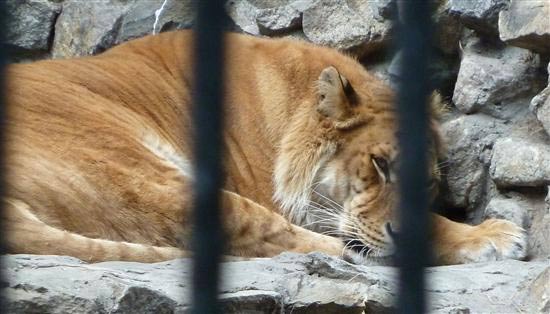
(484, 197), (528, 228)
(52, 0), (194, 58)
(434, 1), (463, 55)
(486, 191), (550, 261)
(387, 49), (460, 94)
(531, 86), (550, 135)
(52, 0), (130, 58)
(374, 0), (396, 19)
(5, 0), (61, 60)
(220, 290), (283, 313)
(424, 261), (547, 313)
(441, 114), (507, 210)
(226, 0), (263, 34)
(522, 266), (550, 313)
(530, 63), (550, 137)
(531, 212), (550, 261)
(112, 286), (177, 313)
(117, 0), (195, 44)
(227, 0), (314, 36)
(3, 254), (549, 313)
(246, 0), (296, 6)
(302, 0), (391, 56)
(280, 29), (309, 41)
(3, 253), (393, 313)
(530, 190), (550, 259)
(499, 0), (550, 53)
(490, 137), (550, 187)
(452, 35), (541, 114)
(256, 5), (302, 35)
(448, 0), (509, 35)
(364, 57), (393, 86)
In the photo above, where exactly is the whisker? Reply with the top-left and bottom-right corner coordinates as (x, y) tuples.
(359, 246), (369, 257)
(301, 218), (338, 228)
(367, 247), (373, 258)
(306, 202), (337, 215)
(312, 190), (343, 210)
(304, 209), (342, 221)
(321, 230), (355, 237)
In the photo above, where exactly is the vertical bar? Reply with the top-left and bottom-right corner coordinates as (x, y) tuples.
(190, 1), (227, 314)
(395, 1), (434, 314)
(0, 1), (7, 313)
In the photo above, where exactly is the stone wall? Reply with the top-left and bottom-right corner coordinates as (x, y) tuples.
(3, 0), (550, 313)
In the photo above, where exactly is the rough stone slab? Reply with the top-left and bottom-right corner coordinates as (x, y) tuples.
(302, 0), (391, 56)
(220, 290), (284, 313)
(3, 253), (393, 313)
(5, 0), (61, 59)
(3, 253), (549, 313)
(52, 0), (129, 58)
(490, 137), (550, 187)
(499, 0), (550, 53)
(425, 260), (548, 313)
(522, 266), (550, 313)
(452, 35), (541, 114)
(448, 0), (508, 35)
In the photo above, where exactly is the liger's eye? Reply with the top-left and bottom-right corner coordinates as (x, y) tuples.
(371, 155), (391, 183)
(373, 156), (388, 171)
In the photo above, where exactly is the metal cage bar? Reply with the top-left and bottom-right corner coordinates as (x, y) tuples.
(190, 1), (228, 313)
(0, 1), (8, 312)
(395, 1), (434, 313)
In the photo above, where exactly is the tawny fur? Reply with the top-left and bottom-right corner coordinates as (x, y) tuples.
(4, 31), (526, 264)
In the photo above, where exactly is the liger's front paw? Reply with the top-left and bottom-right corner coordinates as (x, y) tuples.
(450, 218), (527, 264)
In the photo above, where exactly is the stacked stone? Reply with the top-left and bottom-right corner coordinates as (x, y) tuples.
(5, 0), (195, 60)
(441, 0), (550, 266)
(3, 0), (392, 60)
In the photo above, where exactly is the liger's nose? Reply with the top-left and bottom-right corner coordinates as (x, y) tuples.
(429, 177), (439, 189)
(385, 222), (398, 242)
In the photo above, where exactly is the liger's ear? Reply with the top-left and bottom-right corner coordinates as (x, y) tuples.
(316, 66), (355, 121)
